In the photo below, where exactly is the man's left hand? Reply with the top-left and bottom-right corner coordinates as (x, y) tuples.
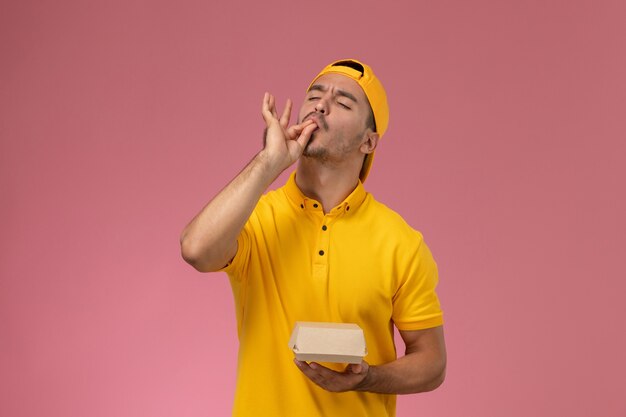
(294, 359), (370, 392)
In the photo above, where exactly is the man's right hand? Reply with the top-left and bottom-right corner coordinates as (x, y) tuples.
(180, 92), (317, 272)
(260, 92), (317, 173)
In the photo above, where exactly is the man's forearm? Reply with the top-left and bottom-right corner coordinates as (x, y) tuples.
(180, 151), (281, 272)
(355, 326), (447, 395)
(357, 350), (446, 394)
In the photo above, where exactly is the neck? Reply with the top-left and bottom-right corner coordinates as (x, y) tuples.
(295, 158), (361, 213)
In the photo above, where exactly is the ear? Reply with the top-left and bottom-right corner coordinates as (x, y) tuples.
(359, 131), (379, 155)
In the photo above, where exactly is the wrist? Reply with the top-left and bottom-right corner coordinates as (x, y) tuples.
(254, 150), (285, 181)
(255, 149), (288, 178)
(354, 364), (375, 392)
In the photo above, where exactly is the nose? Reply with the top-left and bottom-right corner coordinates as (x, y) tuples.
(314, 94), (329, 114)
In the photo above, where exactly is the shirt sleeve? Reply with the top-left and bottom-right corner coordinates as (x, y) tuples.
(391, 234), (444, 331)
(219, 220), (254, 281)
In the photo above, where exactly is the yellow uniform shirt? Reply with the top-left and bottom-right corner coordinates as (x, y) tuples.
(222, 172), (443, 417)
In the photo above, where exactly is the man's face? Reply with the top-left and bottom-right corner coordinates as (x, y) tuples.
(298, 73), (374, 162)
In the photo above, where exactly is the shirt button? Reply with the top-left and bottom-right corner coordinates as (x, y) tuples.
(346, 206), (350, 211)
(300, 204), (304, 209)
(319, 250), (325, 256)
(322, 225), (327, 231)
(313, 203), (319, 208)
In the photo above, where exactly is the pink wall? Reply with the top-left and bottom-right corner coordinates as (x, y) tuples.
(1, 1), (624, 416)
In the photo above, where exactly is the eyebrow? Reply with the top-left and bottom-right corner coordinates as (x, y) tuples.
(308, 84), (359, 103)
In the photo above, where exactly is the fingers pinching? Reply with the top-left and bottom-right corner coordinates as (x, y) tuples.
(295, 121), (317, 148)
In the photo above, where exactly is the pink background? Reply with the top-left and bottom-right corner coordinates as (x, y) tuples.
(2, 1), (625, 416)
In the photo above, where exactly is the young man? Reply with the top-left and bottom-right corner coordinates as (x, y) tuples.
(181, 59), (446, 416)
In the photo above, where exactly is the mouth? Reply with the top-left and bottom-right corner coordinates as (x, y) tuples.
(303, 113), (327, 131)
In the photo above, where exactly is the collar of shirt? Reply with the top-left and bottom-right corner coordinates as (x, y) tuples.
(284, 171), (367, 215)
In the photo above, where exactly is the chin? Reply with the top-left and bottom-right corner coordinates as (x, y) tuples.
(302, 143), (328, 160)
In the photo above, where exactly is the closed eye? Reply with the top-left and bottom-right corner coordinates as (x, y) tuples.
(338, 102), (351, 109)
